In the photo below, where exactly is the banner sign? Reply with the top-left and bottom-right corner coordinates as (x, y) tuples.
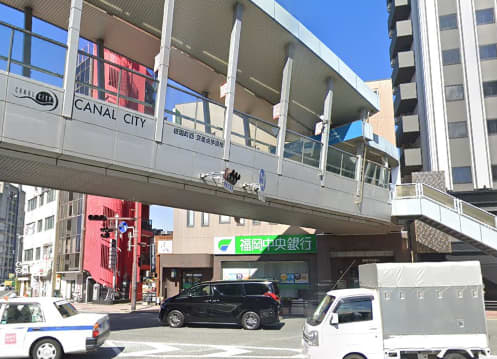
(214, 234), (316, 255)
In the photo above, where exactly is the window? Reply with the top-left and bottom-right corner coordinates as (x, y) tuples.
(236, 218), (245, 226)
(1, 303), (44, 324)
(476, 8), (495, 25)
(25, 222), (35, 235)
(201, 212), (209, 227)
(308, 295), (335, 326)
(244, 283), (271, 295)
(442, 49), (461, 65)
(108, 67), (119, 88)
(452, 166), (473, 184)
(213, 284), (243, 297)
(24, 249), (33, 261)
(219, 215), (230, 224)
(43, 245), (53, 259)
(38, 193), (44, 207)
(186, 210), (195, 227)
(480, 44), (497, 60)
(47, 189), (55, 202)
(445, 85), (465, 101)
(335, 298), (373, 324)
(37, 219), (43, 233)
(483, 81), (497, 97)
(448, 122), (468, 138)
(44, 216), (54, 230)
(54, 301), (79, 318)
(439, 14), (458, 30)
(27, 198), (37, 211)
(488, 119), (497, 134)
(190, 284), (211, 297)
(35, 247), (41, 260)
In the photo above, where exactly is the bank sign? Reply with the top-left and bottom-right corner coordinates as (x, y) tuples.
(214, 234), (316, 255)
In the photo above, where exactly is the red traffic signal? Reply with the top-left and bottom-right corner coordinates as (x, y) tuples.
(223, 168), (241, 186)
(88, 214), (107, 221)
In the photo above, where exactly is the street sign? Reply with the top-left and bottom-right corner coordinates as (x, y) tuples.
(259, 169), (266, 192)
(223, 180), (234, 193)
(119, 221), (128, 234)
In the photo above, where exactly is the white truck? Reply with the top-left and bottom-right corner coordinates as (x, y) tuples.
(303, 261), (494, 359)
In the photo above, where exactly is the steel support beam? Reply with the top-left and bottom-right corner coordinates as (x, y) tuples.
(319, 78), (334, 186)
(223, 3), (244, 161)
(22, 7), (32, 79)
(62, 0), (83, 118)
(154, 0), (175, 143)
(276, 44), (295, 175)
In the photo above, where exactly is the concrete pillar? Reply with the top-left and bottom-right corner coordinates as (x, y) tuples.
(154, 0), (175, 143)
(276, 44), (295, 175)
(222, 3), (244, 161)
(61, 0), (82, 118)
(22, 7), (32, 78)
(319, 78), (334, 186)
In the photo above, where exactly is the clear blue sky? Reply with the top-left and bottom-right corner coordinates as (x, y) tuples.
(0, 1), (391, 232)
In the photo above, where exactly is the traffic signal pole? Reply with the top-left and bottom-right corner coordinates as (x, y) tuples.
(130, 201), (139, 311)
(112, 214), (119, 292)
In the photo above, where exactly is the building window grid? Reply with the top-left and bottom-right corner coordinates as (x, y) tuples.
(45, 215), (54, 231)
(27, 197), (37, 211)
(483, 81), (497, 97)
(442, 48), (461, 65)
(445, 85), (465, 101)
(187, 210), (195, 227)
(439, 14), (458, 31)
(479, 44), (497, 60)
(219, 215), (230, 224)
(476, 8), (495, 25)
(488, 119), (497, 134)
(201, 212), (209, 227)
(452, 166), (473, 184)
(37, 219), (43, 233)
(448, 122), (468, 139)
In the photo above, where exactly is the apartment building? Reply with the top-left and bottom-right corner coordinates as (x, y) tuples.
(19, 187), (57, 296)
(0, 183), (24, 284)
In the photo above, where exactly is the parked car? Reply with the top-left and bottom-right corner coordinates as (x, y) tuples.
(159, 280), (280, 330)
(0, 297), (110, 359)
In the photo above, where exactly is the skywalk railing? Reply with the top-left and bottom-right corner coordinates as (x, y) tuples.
(326, 145), (357, 179)
(395, 183), (497, 228)
(75, 50), (158, 115)
(0, 21), (67, 87)
(284, 130), (322, 168)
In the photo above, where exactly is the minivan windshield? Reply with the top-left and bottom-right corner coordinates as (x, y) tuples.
(307, 295), (335, 326)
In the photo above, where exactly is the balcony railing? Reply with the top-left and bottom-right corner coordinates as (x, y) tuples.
(395, 183), (497, 228)
(0, 21), (67, 87)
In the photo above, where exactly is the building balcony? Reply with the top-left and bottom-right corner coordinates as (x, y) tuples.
(389, 19), (413, 58)
(392, 50), (415, 87)
(403, 147), (422, 167)
(396, 114), (420, 145)
(388, 0), (411, 30)
(394, 82), (417, 116)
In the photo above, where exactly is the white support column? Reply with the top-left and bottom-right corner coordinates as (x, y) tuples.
(223, 3), (244, 161)
(62, 0), (83, 118)
(354, 109), (369, 182)
(319, 78), (334, 186)
(276, 44), (295, 175)
(154, 0), (175, 143)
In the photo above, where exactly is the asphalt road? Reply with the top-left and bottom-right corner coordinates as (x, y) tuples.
(69, 311), (497, 359)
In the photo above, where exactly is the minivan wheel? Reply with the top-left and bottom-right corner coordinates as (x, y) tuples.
(242, 311), (261, 330)
(167, 310), (185, 328)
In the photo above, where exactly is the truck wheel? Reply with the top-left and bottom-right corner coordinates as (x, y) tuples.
(167, 310), (185, 328)
(444, 353), (468, 359)
(32, 338), (62, 359)
(242, 311), (261, 330)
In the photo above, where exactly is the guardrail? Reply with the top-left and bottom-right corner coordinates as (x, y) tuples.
(0, 20), (67, 87)
(395, 183), (497, 228)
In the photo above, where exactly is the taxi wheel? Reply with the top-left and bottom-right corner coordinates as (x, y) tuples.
(32, 338), (62, 359)
(167, 310), (185, 328)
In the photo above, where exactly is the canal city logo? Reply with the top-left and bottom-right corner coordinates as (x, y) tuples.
(13, 86), (58, 111)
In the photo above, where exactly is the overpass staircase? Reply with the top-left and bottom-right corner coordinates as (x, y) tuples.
(392, 183), (497, 257)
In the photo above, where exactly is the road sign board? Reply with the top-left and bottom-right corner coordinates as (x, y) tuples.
(259, 169), (266, 192)
(118, 221), (128, 233)
(223, 180), (234, 193)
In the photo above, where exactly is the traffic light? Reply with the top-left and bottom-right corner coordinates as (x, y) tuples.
(100, 227), (113, 238)
(223, 168), (241, 186)
(88, 214), (107, 221)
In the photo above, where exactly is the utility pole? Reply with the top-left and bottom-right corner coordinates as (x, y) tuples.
(130, 202), (140, 311)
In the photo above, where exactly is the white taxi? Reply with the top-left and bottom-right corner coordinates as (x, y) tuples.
(0, 297), (110, 359)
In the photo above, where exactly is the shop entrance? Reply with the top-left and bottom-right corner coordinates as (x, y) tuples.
(331, 252), (394, 289)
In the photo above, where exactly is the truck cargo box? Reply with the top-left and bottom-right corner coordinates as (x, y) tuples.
(358, 261), (488, 349)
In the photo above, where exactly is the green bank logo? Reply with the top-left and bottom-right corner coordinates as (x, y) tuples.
(218, 238), (232, 252)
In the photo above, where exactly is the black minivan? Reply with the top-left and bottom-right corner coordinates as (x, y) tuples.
(159, 280), (280, 330)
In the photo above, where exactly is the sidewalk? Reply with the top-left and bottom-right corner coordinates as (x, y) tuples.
(74, 301), (160, 314)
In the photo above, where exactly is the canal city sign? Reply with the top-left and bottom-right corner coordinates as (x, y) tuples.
(214, 234), (317, 255)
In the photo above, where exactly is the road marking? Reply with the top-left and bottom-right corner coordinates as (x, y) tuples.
(105, 340), (304, 358)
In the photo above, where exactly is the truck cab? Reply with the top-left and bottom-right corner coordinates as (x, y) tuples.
(303, 288), (383, 359)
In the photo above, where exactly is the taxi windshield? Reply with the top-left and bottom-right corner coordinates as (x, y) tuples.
(54, 301), (79, 318)
(307, 295), (335, 326)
